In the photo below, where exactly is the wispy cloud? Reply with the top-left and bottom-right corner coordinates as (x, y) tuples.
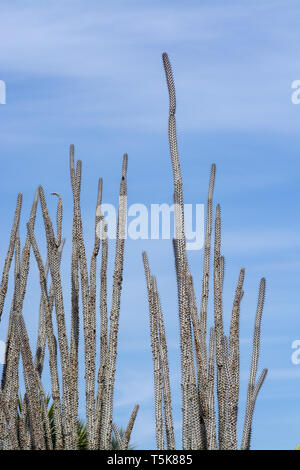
(222, 230), (300, 254)
(268, 368), (300, 380)
(241, 367), (300, 382)
(1, 0), (300, 132)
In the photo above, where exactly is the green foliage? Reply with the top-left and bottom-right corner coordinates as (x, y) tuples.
(111, 427), (135, 450)
(18, 395), (132, 450)
(77, 419), (87, 449)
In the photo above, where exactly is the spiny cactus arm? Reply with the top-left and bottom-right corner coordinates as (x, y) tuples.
(172, 238), (190, 450)
(1, 191), (38, 426)
(1, 191), (38, 423)
(99, 211), (108, 375)
(37, 188), (72, 447)
(123, 404), (139, 450)
(221, 335), (237, 450)
(14, 309), (46, 449)
(50, 192), (63, 247)
(188, 274), (202, 366)
(207, 328), (217, 449)
(34, 255), (50, 377)
(187, 273), (208, 405)
(95, 351), (107, 449)
(1, 233), (21, 450)
(162, 52), (176, 116)
(0, 193), (22, 320)
(93, 178), (102, 257)
(69, 145), (79, 352)
(90, 178), (103, 291)
(142, 251), (151, 285)
(95, 216), (109, 448)
(248, 278), (266, 398)
(162, 53), (184, 207)
(162, 53), (188, 297)
(229, 267), (245, 432)
(0, 326), (20, 450)
(112, 423), (125, 450)
(241, 368), (267, 450)
(0, 406), (16, 450)
(242, 278), (266, 450)
(219, 255), (225, 293)
(70, 154), (97, 449)
(69, 145), (80, 447)
(163, 51), (187, 275)
(1, 300), (18, 388)
(142, 253), (164, 450)
(187, 332), (203, 450)
(34, 240), (65, 378)
(162, 51), (185, 263)
(199, 163), (216, 373)
(173, 247), (200, 452)
(150, 276), (165, 450)
(221, 336), (230, 449)
(6, 194), (39, 450)
(152, 275), (176, 450)
(72, 156), (97, 448)
(39, 186), (57, 245)
(34, 373), (53, 450)
(18, 394), (31, 449)
(70, 143), (75, 188)
(186, 274), (206, 449)
(152, 276), (176, 450)
(213, 205), (224, 347)
(0, 389), (10, 425)
(213, 204), (226, 449)
(2, 191), (38, 395)
(19, 188), (39, 306)
(26, 221), (64, 449)
(163, 53), (193, 449)
(87, 178), (103, 449)
(11, 236), (29, 456)
(102, 154), (128, 450)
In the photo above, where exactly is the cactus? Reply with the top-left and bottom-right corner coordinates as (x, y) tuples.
(0, 149), (138, 449)
(0, 52), (268, 451)
(142, 53), (267, 450)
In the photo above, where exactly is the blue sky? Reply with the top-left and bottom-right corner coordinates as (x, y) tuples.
(0, 0), (300, 449)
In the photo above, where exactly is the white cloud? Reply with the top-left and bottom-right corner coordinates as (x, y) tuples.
(222, 230), (300, 254)
(0, 0), (299, 132)
(240, 336), (290, 345)
(268, 368), (300, 380)
(241, 367), (300, 382)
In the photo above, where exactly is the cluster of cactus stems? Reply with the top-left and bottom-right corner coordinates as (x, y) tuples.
(0, 148), (139, 449)
(0, 52), (267, 451)
(142, 53), (268, 450)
